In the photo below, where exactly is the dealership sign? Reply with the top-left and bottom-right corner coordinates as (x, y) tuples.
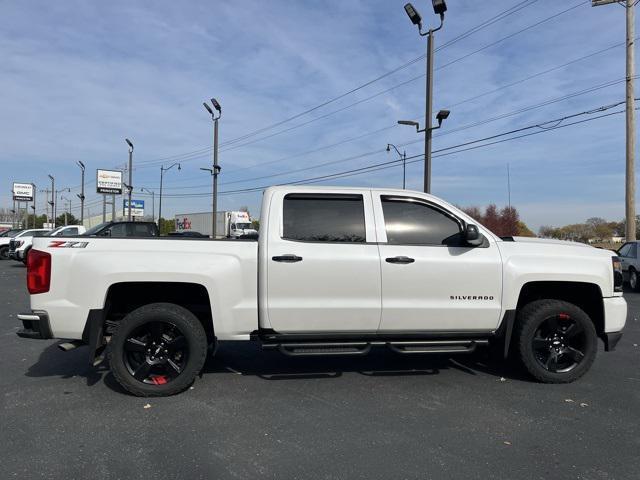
(123, 199), (144, 217)
(96, 169), (123, 194)
(13, 182), (34, 201)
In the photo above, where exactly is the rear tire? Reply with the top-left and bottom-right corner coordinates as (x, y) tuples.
(0, 246), (8, 260)
(515, 299), (597, 383)
(109, 303), (208, 397)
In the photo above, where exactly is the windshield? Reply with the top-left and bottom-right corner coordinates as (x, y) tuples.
(46, 226), (66, 237)
(235, 223), (252, 230)
(0, 229), (21, 237)
(84, 222), (110, 236)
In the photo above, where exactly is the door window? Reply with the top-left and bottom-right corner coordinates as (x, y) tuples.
(61, 228), (78, 236)
(381, 196), (462, 245)
(283, 194), (366, 243)
(109, 223), (128, 237)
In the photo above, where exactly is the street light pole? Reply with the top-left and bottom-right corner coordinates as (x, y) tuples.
(403, 1), (447, 193)
(77, 161), (85, 224)
(203, 98), (222, 238)
(158, 163), (181, 231)
(386, 144), (407, 189)
(125, 139), (134, 221)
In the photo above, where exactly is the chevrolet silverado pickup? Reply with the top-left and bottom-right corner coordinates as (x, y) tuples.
(16, 186), (627, 396)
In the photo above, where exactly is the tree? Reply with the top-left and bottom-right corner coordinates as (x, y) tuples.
(498, 206), (519, 237)
(483, 204), (500, 234)
(516, 221), (535, 237)
(158, 217), (175, 235)
(55, 213), (78, 226)
(251, 219), (260, 231)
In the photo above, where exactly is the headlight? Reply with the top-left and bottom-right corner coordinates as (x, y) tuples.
(612, 256), (623, 292)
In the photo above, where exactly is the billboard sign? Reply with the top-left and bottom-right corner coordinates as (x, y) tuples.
(13, 182), (34, 201)
(96, 169), (123, 194)
(123, 199), (144, 217)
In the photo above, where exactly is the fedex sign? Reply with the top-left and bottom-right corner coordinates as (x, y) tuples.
(175, 217), (192, 231)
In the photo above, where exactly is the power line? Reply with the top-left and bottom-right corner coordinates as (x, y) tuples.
(151, 76), (630, 191)
(148, 101), (625, 198)
(132, 0), (547, 168)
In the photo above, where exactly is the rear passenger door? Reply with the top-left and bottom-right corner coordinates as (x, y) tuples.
(265, 191), (381, 333)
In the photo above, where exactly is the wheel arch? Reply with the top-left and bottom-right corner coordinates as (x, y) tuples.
(500, 281), (605, 358)
(103, 282), (214, 344)
(516, 281), (604, 334)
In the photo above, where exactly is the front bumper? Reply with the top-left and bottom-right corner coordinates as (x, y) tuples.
(8, 250), (16, 259)
(16, 311), (53, 339)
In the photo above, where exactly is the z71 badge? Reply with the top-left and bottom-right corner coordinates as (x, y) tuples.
(48, 241), (89, 248)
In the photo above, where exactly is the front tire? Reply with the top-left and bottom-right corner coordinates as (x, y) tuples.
(515, 299), (597, 383)
(108, 303), (208, 397)
(0, 246), (8, 260)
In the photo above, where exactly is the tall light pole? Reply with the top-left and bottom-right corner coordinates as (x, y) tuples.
(593, 0), (636, 240)
(48, 175), (55, 227)
(158, 163), (181, 230)
(203, 98), (222, 238)
(125, 138), (134, 221)
(403, 1), (447, 193)
(386, 144), (407, 189)
(140, 187), (156, 224)
(397, 108), (450, 192)
(77, 161), (85, 224)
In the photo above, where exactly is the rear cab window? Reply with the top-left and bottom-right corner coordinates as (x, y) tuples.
(282, 193), (367, 243)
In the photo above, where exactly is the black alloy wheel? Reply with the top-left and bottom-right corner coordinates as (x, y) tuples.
(123, 321), (189, 385)
(532, 313), (586, 373)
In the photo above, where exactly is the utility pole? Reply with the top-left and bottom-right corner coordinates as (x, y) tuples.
(593, 0), (636, 240)
(203, 98), (222, 238)
(77, 161), (85, 224)
(40, 188), (50, 227)
(48, 175), (55, 228)
(125, 139), (134, 221)
(31, 184), (36, 228)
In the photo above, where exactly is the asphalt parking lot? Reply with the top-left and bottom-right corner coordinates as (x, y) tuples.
(1, 260), (639, 480)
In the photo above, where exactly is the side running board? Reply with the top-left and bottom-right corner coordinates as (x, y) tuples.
(261, 339), (488, 357)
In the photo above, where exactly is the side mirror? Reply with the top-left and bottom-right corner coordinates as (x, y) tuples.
(464, 224), (483, 246)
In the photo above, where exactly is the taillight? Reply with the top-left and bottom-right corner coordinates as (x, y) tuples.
(612, 256), (623, 292)
(27, 250), (51, 294)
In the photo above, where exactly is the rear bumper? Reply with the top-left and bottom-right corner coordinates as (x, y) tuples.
(16, 311), (53, 339)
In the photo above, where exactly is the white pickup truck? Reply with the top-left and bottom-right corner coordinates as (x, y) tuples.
(17, 186), (627, 396)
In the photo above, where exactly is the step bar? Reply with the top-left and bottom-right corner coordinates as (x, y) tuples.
(262, 339), (488, 357)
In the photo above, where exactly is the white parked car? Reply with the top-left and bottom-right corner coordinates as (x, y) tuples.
(17, 186), (626, 396)
(0, 229), (23, 260)
(8, 229), (51, 262)
(11, 225), (86, 264)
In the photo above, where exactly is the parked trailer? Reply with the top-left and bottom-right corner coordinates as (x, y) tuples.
(175, 211), (257, 238)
